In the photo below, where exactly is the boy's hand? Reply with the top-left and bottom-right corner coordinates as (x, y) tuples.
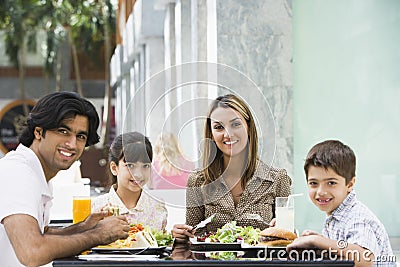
(286, 235), (320, 251)
(301, 229), (320, 236)
(286, 230), (323, 251)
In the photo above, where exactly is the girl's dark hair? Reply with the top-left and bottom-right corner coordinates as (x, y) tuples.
(19, 91), (100, 147)
(304, 140), (356, 184)
(107, 132), (153, 186)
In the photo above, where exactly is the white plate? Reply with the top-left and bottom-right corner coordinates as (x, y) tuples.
(78, 254), (159, 261)
(91, 246), (166, 254)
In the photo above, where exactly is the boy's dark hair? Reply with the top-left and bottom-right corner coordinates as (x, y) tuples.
(19, 92), (100, 147)
(107, 132), (153, 186)
(304, 140), (356, 184)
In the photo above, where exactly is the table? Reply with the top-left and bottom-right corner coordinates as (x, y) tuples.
(53, 259), (354, 266)
(53, 243), (354, 267)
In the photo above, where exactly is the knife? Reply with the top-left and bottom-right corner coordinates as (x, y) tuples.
(191, 214), (216, 231)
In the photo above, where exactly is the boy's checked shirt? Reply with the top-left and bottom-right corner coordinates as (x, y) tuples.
(323, 190), (395, 266)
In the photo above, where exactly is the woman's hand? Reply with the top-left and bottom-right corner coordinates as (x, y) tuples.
(171, 224), (195, 243)
(269, 218), (276, 227)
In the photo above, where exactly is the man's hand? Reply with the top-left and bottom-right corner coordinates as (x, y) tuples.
(93, 215), (130, 245)
(82, 211), (110, 230)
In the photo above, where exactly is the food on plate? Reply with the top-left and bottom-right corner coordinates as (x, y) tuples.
(196, 231), (215, 242)
(134, 231), (158, 247)
(258, 227), (297, 246)
(197, 221), (260, 245)
(97, 223), (159, 248)
(150, 229), (174, 246)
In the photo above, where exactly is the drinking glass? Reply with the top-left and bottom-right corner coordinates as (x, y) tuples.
(72, 196), (91, 224)
(275, 196), (294, 232)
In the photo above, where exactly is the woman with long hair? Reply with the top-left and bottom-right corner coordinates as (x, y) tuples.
(172, 94), (291, 241)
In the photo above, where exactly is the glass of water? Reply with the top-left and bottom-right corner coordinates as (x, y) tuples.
(275, 196), (295, 232)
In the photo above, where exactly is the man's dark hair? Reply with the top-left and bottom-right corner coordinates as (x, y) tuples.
(19, 91), (100, 147)
(304, 140), (356, 184)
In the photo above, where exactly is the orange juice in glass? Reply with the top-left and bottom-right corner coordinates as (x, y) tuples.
(72, 196), (91, 224)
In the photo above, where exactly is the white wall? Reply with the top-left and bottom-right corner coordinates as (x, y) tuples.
(293, 0), (400, 236)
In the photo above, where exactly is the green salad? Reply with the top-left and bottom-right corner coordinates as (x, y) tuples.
(207, 221), (260, 245)
(147, 228), (174, 247)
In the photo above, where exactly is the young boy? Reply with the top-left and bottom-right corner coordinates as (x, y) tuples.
(287, 140), (395, 267)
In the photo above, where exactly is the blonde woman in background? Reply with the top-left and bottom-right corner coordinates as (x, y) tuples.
(149, 132), (195, 189)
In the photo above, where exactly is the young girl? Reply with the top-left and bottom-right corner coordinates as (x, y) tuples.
(92, 132), (167, 230)
(172, 94), (292, 241)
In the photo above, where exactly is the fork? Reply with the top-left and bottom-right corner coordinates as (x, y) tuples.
(191, 214), (216, 231)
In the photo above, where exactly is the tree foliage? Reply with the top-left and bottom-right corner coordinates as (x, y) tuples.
(0, 0), (45, 68)
(1, 0), (117, 148)
(1, 0), (116, 81)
